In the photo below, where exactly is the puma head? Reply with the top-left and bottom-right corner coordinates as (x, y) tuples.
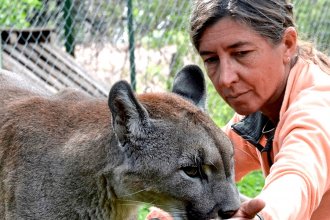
(108, 65), (240, 219)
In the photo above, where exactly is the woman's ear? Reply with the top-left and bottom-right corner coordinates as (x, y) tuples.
(282, 27), (298, 64)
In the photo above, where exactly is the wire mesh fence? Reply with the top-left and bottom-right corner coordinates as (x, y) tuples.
(0, 0), (329, 123)
(0, 0), (195, 95)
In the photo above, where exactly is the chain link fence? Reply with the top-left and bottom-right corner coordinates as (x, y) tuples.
(0, 0), (329, 123)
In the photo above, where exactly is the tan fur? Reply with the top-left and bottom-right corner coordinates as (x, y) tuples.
(0, 67), (240, 220)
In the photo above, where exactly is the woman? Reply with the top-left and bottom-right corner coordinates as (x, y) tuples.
(148, 0), (330, 219)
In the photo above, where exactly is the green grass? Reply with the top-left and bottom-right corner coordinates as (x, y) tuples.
(236, 170), (265, 198)
(138, 205), (151, 220)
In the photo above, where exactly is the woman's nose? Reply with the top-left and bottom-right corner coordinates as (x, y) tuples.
(217, 60), (239, 88)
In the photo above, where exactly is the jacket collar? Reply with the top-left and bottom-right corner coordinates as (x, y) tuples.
(231, 112), (276, 166)
(231, 112), (275, 151)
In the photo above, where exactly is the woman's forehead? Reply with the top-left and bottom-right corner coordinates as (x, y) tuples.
(199, 18), (264, 51)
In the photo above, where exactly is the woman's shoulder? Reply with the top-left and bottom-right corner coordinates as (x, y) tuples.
(293, 57), (330, 87)
(282, 58), (330, 112)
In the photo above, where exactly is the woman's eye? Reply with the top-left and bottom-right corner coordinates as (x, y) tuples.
(182, 166), (199, 178)
(204, 56), (219, 64)
(233, 50), (251, 58)
(203, 56), (219, 76)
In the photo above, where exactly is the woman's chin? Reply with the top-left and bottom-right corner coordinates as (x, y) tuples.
(231, 104), (259, 116)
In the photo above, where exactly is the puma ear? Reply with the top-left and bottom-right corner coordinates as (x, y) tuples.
(172, 65), (207, 110)
(108, 81), (150, 143)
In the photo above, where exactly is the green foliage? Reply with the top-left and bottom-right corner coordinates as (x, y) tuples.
(131, 0), (193, 90)
(0, 0), (41, 28)
(293, 0), (330, 53)
(133, 0), (190, 47)
(236, 170), (265, 198)
(138, 205), (151, 220)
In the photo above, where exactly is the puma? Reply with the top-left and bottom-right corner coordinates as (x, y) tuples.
(0, 65), (240, 220)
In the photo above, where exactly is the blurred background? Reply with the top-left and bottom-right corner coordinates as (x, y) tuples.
(0, 0), (329, 218)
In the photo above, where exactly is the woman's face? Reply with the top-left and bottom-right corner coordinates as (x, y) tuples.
(199, 18), (292, 117)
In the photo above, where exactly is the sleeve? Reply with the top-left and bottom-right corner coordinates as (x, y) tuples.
(257, 103), (330, 220)
(223, 114), (261, 181)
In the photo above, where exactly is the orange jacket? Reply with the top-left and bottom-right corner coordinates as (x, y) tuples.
(224, 57), (330, 220)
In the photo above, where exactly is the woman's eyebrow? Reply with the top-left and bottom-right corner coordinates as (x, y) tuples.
(199, 50), (215, 56)
(227, 41), (252, 49)
(199, 41), (253, 55)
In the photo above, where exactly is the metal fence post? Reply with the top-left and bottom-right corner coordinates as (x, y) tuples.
(0, 33), (2, 69)
(127, 0), (136, 91)
(64, 0), (75, 56)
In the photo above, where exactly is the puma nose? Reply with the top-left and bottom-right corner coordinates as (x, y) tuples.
(218, 209), (237, 219)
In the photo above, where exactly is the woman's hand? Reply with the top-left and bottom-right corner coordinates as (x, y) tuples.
(229, 198), (266, 219)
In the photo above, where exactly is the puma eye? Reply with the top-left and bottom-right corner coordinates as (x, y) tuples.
(182, 166), (199, 178)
